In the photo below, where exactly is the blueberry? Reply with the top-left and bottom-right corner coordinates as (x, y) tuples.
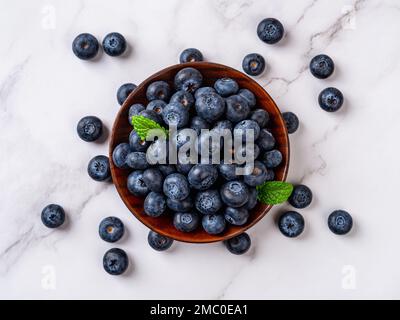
(310, 54), (335, 79)
(179, 48), (203, 63)
(218, 163), (238, 181)
(158, 164), (177, 176)
(238, 89), (256, 108)
(213, 120), (233, 131)
(214, 78), (239, 97)
(282, 111), (299, 134)
(142, 168), (164, 192)
(262, 149), (282, 168)
(257, 18), (284, 44)
(250, 109), (269, 128)
(163, 173), (190, 200)
(173, 211), (200, 232)
(41, 204), (65, 228)
(195, 189), (223, 215)
(112, 143), (130, 169)
(190, 116), (210, 135)
(146, 100), (167, 115)
(128, 104), (145, 123)
(188, 164), (218, 190)
(256, 128), (275, 151)
(117, 83), (137, 105)
(318, 87), (344, 112)
(278, 211), (304, 238)
(174, 67), (203, 93)
(265, 169), (275, 181)
(242, 53), (266, 76)
(172, 129), (193, 150)
(77, 116), (103, 142)
(224, 206), (249, 226)
(170, 90), (195, 108)
(72, 33), (99, 60)
(99, 217), (124, 243)
(195, 92), (225, 123)
(234, 119), (260, 141)
(127, 170), (149, 197)
(328, 210), (353, 235)
(88, 155), (111, 181)
(243, 160), (268, 187)
(162, 102), (189, 128)
(194, 86), (216, 99)
(146, 139), (169, 165)
(224, 233), (251, 255)
(202, 214), (226, 235)
(288, 184), (313, 209)
(148, 231), (173, 251)
(167, 195), (193, 212)
(245, 188), (258, 210)
(103, 248), (129, 275)
(144, 192), (167, 217)
(196, 130), (222, 160)
(139, 109), (163, 125)
(220, 181), (249, 208)
(129, 130), (150, 152)
(234, 143), (260, 160)
(125, 152), (149, 170)
(146, 81), (171, 101)
(225, 95), (250, 123)
(102, 32), (126, 57)
(176, 162), (194, 175)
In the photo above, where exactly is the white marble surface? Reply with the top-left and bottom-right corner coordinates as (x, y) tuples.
(1, 0), (400, 299)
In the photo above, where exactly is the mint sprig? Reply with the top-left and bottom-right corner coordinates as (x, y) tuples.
(131, 115), (168, 140)
(256, 181), (293, 205)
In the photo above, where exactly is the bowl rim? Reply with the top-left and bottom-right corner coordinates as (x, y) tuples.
(109, 61), (290, 243)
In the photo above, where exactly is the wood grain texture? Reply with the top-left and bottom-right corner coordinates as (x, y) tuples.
(109, 62), (290, 243)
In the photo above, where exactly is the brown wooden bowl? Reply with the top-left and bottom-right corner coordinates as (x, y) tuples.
(109, 62), (289, 243)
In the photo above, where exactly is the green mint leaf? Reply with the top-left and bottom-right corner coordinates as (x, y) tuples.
(131, 115), (168, 140)
(256, 181), (293, 205)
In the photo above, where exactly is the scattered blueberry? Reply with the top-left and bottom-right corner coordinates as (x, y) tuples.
(195, 92), (226, 123)
(328, 210), (353, 235)
(148, 231), (173, 251)
(174, 67), (203, 93)
(103, 248), (129, 275)
(257, 18), (284, 44)
(310, 54), (335, 79)
(220, 181), (249, 208)
(262, 149), (282, 169)
(195, 189), (223, 215)
(202, 214), (226, 235)
(250, 109), (269, 128)
(282, 111), (299, 134)
(174, 211), (200, 232)
(146, 100), (167, 115)
(77, 116), (103, 142)
(224, 233), (251, 255)
(188, 164), (218, 190)
(318, 87), (344, 112)
(214, 78), (239, 97)
(242, 53), (266, 76)
(88, 155), (111, 181)
(224, 206), (249, 226)
(163, 173), (190, 200)
(117, 83), (136, 105)
(72, 33), (99, 60)
(162, 102), (190, 128)
(99, 217), (124, 243)
(127, 170), (150, 197)
(144, 192), (167, 217)
(288, 184), (313, 209)
(41, 204), (65, 228)
(102, 32), (126, 57)
(179, 48), (203, 63)
(112, 143), (130, 169)
(225, 95), (250, 123)
(278, 211), (304, 238)
(238, 89), (256, 108)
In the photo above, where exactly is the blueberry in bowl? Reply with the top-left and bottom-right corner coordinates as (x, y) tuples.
(109, 62), (289, 243)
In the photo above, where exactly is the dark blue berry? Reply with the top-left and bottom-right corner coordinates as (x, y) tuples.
(218, 163), (238, 181)
(318, 87), (344, 112)
(310, 54), (335, 79)
(128, 104), (145, 123)
(195, 189), (223, 215)
(243, 160), (268, 187)
(163, 173), (190, 200)
(288, 184), (313, 209)
(170, 90), (194, 108)
(72, 33), (99, 60)
(282, 111), (299, 134)
(103, 248), (129, 275)
(245, 188), (258, 210)
(158, 164), (177, 176)
(213, 120), (233, 131)
(214, 78), (239, 97)
(126, 152), (149, 170)
(238, 89), (256, 108)
(278, 211), (304, 238)
(179, 48), (203, 63)
(188, 164), (218, 190)
(224, 206), (249, 226)
(173, 211), (200, 232)
(256, 128), (275, 151)
(117, 83), (136, 105)
(262, 149), (282, 168)
(234, 119), (260, 141)
(167, 195), (193, 212)
(202, 214), (226, 235)
(225, 95), (250, 123)
(127, 170), (150, 197)
(102, 32), (126, 57)
(88, 155), (111, 181)
(162, 102), (189, 128)
(112, 143), (130, 169)
(77, 116), (102, 142)
(146, 100), (167, 115)
(41, 204), (65, 228)
(257, 18), (284, 44)
(224, 233), (251, 255)
(99, 217), (124, 243)
(139, 109), (163, 125)
(250, 109), (269, 128)
(174, 67), (203, 93)
(146, 139), (169, 165)
(142, 168), (164, 193)
(220, 181), (249, 208)
(144, 192), (167, 217)
(176, 162), (194, 175)
(328, 210), (353, 235)
(129, 130), (149, 152)
(190, 116), (210, 135)
(265, 169), (275, 181)
(242, 53), (266, 76)
(195, 92), (225, 123)
(194, 86), (215, 99)
(146, 81), (171, 102)
(148, 231), (173, 251)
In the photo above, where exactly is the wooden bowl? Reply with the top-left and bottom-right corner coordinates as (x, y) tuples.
(109, 62), (289, 243)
